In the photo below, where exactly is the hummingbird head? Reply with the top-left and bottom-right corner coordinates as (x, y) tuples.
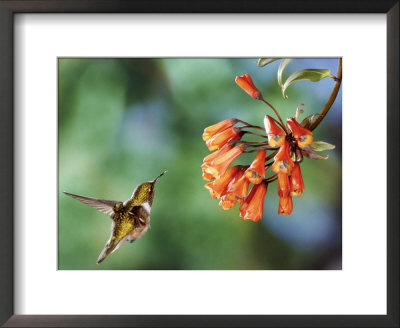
(132, 171), (167, 206)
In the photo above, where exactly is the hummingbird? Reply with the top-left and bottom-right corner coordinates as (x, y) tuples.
(63, 171), (166, 264)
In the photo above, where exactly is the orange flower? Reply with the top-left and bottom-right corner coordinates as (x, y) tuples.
(219, 170), (244, 210)
(278, 196), (293, 216)
(272, 140), (294, 174)
(290, 163), (305, 196)
(235, 73), (262, 100)
(239, 183), (267, 222)
(201, 163), (216, 181)
(203, 145), (245, 178)
(205, 127), (241, 151)
(205, 166), (239, 199)
(202, 118), (239, 141)
(245, 149), (266, 184)
(225, 171), (250, 204)
(203, 143), (232, 163)
(264, 115), (286, 147)
(277, 173), (290, 197)
(239, 182), (257, 218)
(219, 194), (237, 210)
(202, 144), (233, 180)
(287, 117), (313, 148)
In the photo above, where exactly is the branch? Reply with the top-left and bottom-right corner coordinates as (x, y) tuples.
(310, 58), (342, 131)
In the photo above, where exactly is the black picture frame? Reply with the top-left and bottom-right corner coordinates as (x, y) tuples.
(0, 1), (398, 327)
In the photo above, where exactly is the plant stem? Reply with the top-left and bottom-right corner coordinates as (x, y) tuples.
(261, 99), (288, 133)
(309, 58), (342, 131)
(242, 130), (268, 139)
(264, 174), (278, 183)
(236, 120), (265, 131)
(243, 125), (265, 131)
(265, 150), (278, 162)
(233, 140), (269, 145)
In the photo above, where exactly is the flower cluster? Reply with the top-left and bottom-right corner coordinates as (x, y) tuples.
(265, 115), (313, 215)
(201, 73), (315, 222)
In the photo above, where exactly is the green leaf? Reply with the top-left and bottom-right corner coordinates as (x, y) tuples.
(281, 69), (334, 98)
(310, 141), (336, 152)
(277, 59), (292, 87)
(257, 58), (280, 67)
(300, 114), (320, 129)
(302, 146), (329, 160)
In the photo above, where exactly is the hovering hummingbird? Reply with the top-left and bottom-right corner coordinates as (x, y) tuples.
(63, 171), (166, 264)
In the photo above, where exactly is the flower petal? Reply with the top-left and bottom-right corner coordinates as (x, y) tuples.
(290, 163), (304, 196)
(204, 166), (239, 199)
(244, 149), (266, 184)
(287, 117), (313, 148)
(272, 141), (294, 174)
(264, 115), (286, 147)
(278, 196), (293, 215)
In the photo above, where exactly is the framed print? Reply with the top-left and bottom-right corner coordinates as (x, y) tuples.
(57, 57), (343, 271)
(0, 1), (398, 327)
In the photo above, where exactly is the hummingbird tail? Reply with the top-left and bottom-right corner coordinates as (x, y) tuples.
(97, 236), (126, 264)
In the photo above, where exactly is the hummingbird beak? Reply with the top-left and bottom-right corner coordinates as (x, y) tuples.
(153, 170), (167, 183)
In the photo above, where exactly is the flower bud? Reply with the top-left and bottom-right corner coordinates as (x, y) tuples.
(235, 73), (262, 100)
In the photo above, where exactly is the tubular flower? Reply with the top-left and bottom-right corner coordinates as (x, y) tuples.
(205, 166), (239, 199)
(278, 196), (293, 216)
(203, 143), (233, 164)
(205, 127), (241, 151)
(219, 170), (245, 210)
(277, 173), (290, 197)
(225, 171), (250, 204)
(239, 182), (257, 218)
(240, 183), (267, 222)
(264, 115), (286, 147)
(272, 140), (294, 174)
(290, 163), (305, 197)
(203, 144), (245, 178)
(287, 117), (313, 148)
(219, 194), (237, 210)
(245, 149), (266, 184)
(202, 118), (239, 141)
(235, 73), (262, 100)
(201, 164), (215, 181)
(202, 144), (233, 180)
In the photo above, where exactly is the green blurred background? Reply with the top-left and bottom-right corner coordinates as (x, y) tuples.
(58, 58), (342, 270)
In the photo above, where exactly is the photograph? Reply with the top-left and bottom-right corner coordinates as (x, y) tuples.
(58, 58), (342, 270)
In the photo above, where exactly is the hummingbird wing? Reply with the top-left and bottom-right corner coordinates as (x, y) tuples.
(63, 192), (121, 217)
